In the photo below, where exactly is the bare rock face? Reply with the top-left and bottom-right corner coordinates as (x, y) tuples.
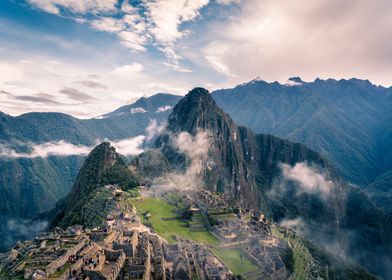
(5, 249), (18, 264)
(143, 87), (392, 278)
(158, 88), (341, 213)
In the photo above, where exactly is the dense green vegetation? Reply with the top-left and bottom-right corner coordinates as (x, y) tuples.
(303, 240), (378, 280)
(280, 247), (294, 274)
(131, 197), (219, 245)
(0, 94), (180, 251)
(0, 268), (12, 280)
(102, 157), (138, 190)
(366, 169), (392, 219)
(54, 142), (138, 228)
(214, 78), (392, 187)
(272, 226), (377, 280)
(272, 227), (312, 280)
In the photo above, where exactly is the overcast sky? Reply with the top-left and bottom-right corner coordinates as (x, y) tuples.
(1, 0), (391, 118)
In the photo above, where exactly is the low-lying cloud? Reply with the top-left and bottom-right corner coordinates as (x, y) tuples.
(0, 141), (91, 158)
(7, 219), (48, 238)
(279, 217), (307, 235)
(146, 119), (167, 141)
(150, 129), (211, 194)
(280, 162), (334, 198)
(156, 105), (173, 113)
(130, 107), (147, 114)
(4, 218), (48, 251)
(0, 136), (146, 159)
(110, 135), (145, 156)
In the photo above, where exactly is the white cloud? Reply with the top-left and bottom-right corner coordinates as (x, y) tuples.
(145, 119), (167, 141)
(0, 136), (146, 158)
(90, 11), (148, 52)
(111, 63), (144, 76)
(279, 218), (306, 234)
(216, 0), (239, 4)
(110, 135), (145, 156)
(280, 162), (334, 197)
(146, 0), (209, 44)
(197, 0), (392, 85)
(117, 31), (147, 52)
(205, 54), (235, 77)
(284, 79), (303, 87)
(0, 141), (90, 158)
(90, 17), (125, 33)
(156, 105), (173, 113)
(27, 0), (117, 15)
(27, 0), (211, 62)
(130, 107), (147, 114)
(23, 0), (392, 88)
(151, 129), (211, 194)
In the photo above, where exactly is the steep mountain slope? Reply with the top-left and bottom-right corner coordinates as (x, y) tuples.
(213, 78), (392, 187)
(0, 93), (181, 144)
(0, 94), (179, 251)
(136, 88), (392, 278)
(366, 170), (392, 218)
(52, 142), (138, 228)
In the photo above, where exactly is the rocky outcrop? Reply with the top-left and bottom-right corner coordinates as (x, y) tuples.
(51, 142), (138, 228)
(142, 87), (392, 278)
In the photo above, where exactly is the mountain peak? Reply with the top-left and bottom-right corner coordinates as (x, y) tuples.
(288, 76), (303, 83)
(285, 77), (304, 86)
(167, 87), (226, 134)
(185, 87), (211, 101)
(63, 142), (119, 211)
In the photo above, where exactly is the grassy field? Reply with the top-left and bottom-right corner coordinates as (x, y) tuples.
(212, 248), (259, 277)
(130, 197), (219, 245)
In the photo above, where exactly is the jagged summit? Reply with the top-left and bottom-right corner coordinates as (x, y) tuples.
(167, 87), (230, 134)
(158, 87), (337, 212)
(175, 87), (214, 105)
(288, 76), (304, 83)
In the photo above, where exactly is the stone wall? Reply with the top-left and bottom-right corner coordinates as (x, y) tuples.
(103, 251), (125, 280)
(46, 238), (87, 276)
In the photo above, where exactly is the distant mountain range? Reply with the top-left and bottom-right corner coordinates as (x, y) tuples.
(1, 77), (392, 252)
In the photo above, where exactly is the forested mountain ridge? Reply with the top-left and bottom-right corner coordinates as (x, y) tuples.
(134, 88), (392, 278)
(213, 77), (392, 187)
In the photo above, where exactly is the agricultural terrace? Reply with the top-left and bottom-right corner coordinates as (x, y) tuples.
(129, 196), (219, 245)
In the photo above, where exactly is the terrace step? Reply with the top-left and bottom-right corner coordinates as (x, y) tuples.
(243, 269), (264, 280)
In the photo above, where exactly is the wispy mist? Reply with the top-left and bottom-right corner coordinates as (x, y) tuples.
(145, 119), (167, 141)
(0, 135), (146, 159)
(0, 141), (91, 158)
(279, 162), (335, 199)
(279, 217), (307, 235)
(110, 136), (145, 156)
(3, 218), (48, 250)
(149, 129), (211, 195)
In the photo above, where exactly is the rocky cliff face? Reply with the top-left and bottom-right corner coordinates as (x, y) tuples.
(158, 88), (343, 217)
(142, 87), (392, 278)
(49, 87), (392, 278)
